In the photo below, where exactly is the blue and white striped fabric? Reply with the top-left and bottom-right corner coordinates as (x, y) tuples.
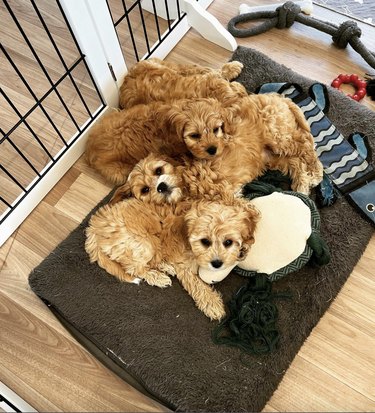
(281, 85), (372, 192)
(257, 82), (375, 226)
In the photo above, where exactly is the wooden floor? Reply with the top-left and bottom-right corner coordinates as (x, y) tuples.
(1, 0), (375, 411)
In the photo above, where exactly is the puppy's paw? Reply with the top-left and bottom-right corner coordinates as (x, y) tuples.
(292, 182), (310, 195)
(144, 270), (172, 288)
(221, 61), (243, 80)
(204, 301), (226, 321)
(157, 262), (177, 277)
(200, 294), (226, 321)
(309, 162), (324, 187)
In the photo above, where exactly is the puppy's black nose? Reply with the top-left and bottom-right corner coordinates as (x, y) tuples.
(211, 259), (223, 269)
(206, 146), (217, 156)
(157, 182), (169, 193)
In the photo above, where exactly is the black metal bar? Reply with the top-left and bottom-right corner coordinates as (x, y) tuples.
(164, 0), (171, 29)
(145, 12), (187, 59)
(138, 2), (151, 54)
(56, 0), (106, 107)
(30, 0), (93, 119)
(0, 196), (13, 209)
(0, 56), (85, 146)
(121, 0), (140, 61)
(105, 0), (115, 22)
(2, 89), (54, 164)
(3, 0), (81, 132)
(0, 104), (106, 226)
(176, 0), (181, 17)
(0, 165), (27, 193)
(151, 0), (162, 41)
(0, 395), (21, 413)
(4, 135), (42, 177)
(114, 1), (140, 26)
(1, 44), (68, 147)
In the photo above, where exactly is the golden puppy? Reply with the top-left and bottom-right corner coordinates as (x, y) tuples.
(85, 98), (229, 185)
(219, 93), (323, 194)
(108, 154), (184, 205)
(109, 153), (236, 206)
(119, 58), (247, 109)
(123, 94), (323, 195)
(85, 194), (258, 320)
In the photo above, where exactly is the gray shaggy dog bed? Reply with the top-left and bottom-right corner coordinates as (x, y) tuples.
(29, 46), (375, 412)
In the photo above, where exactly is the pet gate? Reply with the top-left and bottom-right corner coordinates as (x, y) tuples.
(0, 0), (221, 247)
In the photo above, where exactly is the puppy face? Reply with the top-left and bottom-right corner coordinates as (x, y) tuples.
(185, 199), (259, 271)
(168, 99), (227, 160)
(109, 154), (183, 205)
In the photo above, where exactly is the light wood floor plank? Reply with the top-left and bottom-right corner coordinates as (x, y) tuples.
(299, 312), (375, 399)
(54, 173), (111, 222)
(0, 292), (167, 412)
(267, 355), (374, 412)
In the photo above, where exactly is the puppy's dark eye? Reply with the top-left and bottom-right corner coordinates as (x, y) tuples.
(190, 133), (200, 140)
(201, 238), (211, 247)
(213, 127), (220, 134)
(223, 239), (233, 247)
(155, 167), (163, 176)
(141, 186), (150, 194)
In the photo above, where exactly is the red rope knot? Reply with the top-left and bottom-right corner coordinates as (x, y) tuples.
(332, 20), (362, 48)
(275, 1), (301, 29)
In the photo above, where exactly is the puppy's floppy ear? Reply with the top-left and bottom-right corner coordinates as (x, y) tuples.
(109, 182), (133, 205)
(166, 106), (189, 138)
(184, 200), (202, 237)
(238, 203), (259, 260)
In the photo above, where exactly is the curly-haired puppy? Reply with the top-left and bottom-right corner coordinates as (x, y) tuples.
(119, 58), (247, 109)
(85, 193), (258, 320)
(85, 98), (229, 185)
(108, 154), (184, 205)
(163, 94), (323, 195)
(219, 93), (323, 194)
(109, 153), (235, 206)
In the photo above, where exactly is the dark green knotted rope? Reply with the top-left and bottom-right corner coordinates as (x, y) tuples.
(212, 274), (291, 355)
(228, 1), (375, 71)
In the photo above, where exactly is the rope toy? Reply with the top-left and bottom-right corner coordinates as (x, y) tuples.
(227, 1), (375, 71)
(331, 73), (367, 101)
(212, 274), (292, 356)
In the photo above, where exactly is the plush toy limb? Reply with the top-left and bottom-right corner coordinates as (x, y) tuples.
(307, 231), (331, 266)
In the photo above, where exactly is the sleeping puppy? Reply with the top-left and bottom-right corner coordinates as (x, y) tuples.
(119, 58), (247, 109)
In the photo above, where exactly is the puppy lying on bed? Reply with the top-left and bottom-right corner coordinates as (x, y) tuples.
(214, 92), (324, 194)
(119, 58), (247, 109)
(85, 98), (228, 185)
(85, 155), (259, 320)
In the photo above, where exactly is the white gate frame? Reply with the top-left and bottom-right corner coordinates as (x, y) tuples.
(0, 0), (120, 247)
